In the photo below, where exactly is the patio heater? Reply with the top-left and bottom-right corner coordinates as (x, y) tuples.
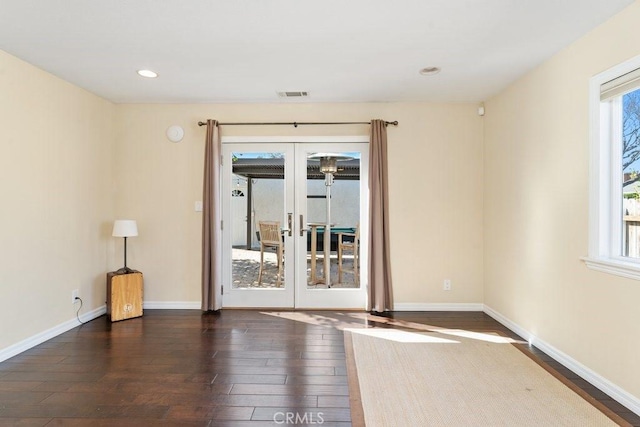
(308, 153), (353, 287)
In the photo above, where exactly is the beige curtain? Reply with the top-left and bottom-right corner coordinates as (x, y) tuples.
(202, 120), (222, 311)
(368, 119), (393, 312)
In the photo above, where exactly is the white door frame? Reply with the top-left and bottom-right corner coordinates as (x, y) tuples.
(221, 135), (369, 309)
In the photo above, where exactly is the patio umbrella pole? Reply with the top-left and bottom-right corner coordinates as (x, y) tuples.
(324, 172), (333, 288)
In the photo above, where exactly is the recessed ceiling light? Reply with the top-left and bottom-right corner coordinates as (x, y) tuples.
(137, 69), (158, 78)
(419, 67), (441, 76)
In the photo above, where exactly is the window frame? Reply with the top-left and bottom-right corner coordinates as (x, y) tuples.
(584, 54), (640, 280)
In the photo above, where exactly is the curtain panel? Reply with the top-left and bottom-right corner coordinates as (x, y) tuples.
(201, 119), (222, 311)
(368, 119), (394, 312)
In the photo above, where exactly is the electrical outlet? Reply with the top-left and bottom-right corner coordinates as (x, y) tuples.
(443, 279), (451, 291)
(72, 289), (79, 304)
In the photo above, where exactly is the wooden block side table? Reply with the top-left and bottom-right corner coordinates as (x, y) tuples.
(106, 271), (143, 322)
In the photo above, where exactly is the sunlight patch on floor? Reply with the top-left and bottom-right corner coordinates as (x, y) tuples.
(435, 329), (517, 343)
(260, 311), (526, 345)
(348, 312), (527, 344)
(260, 311), (371, 330)
(345, 328), (459, 344)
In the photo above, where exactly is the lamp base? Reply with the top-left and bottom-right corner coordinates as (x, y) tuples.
(115, 267), (137, 275)
(107, 271), (143, 322)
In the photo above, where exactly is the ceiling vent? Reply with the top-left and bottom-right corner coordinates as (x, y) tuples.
(277, 91), (309, 98)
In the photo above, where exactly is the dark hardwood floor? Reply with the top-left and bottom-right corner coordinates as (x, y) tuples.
(0, 310), (637, 426)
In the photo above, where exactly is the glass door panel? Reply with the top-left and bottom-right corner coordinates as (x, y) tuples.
(222, 144), (295, 308)
(295, 143), (368, 309)
(305, 154), (360, 288)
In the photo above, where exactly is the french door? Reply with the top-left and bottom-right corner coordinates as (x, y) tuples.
(221, 137), (368, 309)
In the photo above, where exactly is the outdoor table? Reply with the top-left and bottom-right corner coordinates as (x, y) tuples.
(307, 223), (356, 285)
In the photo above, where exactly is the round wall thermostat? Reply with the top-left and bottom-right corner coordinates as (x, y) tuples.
(166, 125), (184, 143)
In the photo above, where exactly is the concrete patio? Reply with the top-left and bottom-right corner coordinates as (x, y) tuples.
(231, 248), (358, 289)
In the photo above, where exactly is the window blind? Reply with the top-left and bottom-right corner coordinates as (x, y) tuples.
(601, 68), (640, 100)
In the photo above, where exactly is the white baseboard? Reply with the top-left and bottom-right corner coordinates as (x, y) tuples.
(0, 305), (106, 364)
(483, 305), (640, 416)
(0, 303), (201, 363)
(143, 302), (483, 311)
(393, 302), (483, 311)
(143, 301), (201, 310)
(144, 302), (484, 311)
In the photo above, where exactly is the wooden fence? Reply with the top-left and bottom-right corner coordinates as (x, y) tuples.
(623, 198), (640, 257)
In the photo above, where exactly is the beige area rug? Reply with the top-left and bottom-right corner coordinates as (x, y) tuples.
(345, 328), (627, 427)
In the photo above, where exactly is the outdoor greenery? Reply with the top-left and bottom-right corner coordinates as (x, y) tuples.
(623, 89), (640, 175)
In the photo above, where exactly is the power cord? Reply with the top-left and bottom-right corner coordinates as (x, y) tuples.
(75, 297), (88, 325)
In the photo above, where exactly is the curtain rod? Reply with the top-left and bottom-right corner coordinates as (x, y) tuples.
(197, 120), (398, 128)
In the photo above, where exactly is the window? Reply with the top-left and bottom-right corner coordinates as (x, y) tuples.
(585, 54), (640, 279)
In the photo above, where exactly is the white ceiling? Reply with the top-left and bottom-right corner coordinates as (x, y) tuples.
(0, 0), (634, 104)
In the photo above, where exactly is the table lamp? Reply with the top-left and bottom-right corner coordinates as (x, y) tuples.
(112, 220), (138, 274)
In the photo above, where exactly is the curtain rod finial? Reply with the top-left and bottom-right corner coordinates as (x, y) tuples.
(199, 121), (220, 127)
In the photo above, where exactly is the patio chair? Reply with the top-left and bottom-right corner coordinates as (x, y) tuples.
(257, 221), (283, 286)
(337, 224), (359, 285)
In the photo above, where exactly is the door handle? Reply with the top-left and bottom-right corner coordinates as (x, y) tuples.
(287, 213), (293, 237)
(299, 214), (308, 237)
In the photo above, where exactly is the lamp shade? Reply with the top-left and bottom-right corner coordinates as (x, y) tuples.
(112, 220), (138, 237)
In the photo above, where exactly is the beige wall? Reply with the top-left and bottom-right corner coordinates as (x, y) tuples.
(0, 50), (483, 355)
(0, 51), (115, 351)
(484, 1), (640, 398)
(114, 102), (484, 305)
